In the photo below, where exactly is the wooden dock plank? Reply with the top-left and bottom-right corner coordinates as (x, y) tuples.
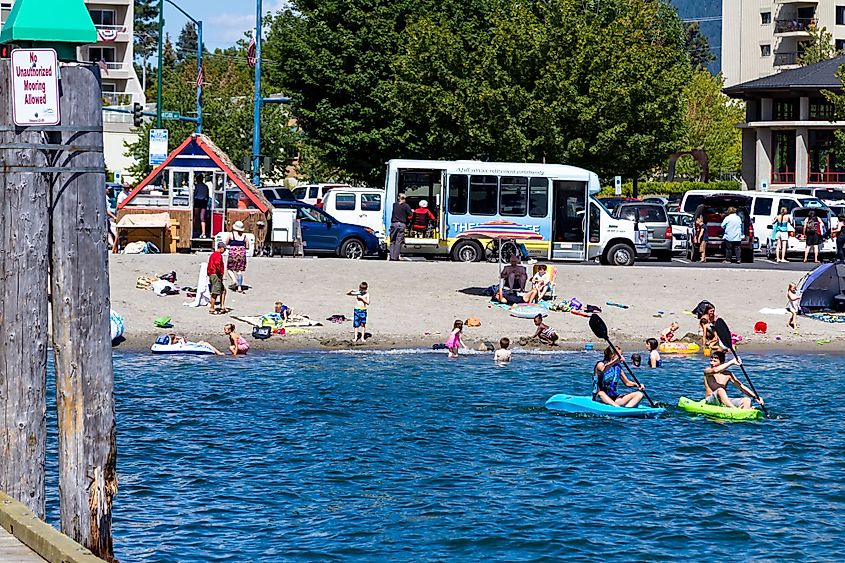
(0, 527), (45, 562)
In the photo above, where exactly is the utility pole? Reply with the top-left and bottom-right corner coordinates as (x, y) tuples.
(156, 0), (164, 128)
(252, 0), (263, 186)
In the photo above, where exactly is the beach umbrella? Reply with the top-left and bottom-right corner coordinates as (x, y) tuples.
(457, 220), (543, 273)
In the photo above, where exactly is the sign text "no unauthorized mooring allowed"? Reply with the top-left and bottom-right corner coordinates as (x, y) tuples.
(10, 48), (60, 127)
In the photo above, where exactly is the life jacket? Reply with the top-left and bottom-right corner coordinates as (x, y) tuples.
(592, 362), (622, 400)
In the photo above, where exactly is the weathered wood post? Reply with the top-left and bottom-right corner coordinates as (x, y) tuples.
(0, 61), (50, 519)
(50, 64), (117, 562)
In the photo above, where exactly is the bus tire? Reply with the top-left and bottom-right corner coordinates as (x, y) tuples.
(606, 243), (636, 266)
(452, 240), (483, 262)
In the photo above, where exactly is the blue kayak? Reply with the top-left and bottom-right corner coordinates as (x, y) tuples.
(545, 394), (665, 418)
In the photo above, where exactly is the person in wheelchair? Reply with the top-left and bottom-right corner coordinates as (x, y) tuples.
(410, 200), (436, 237)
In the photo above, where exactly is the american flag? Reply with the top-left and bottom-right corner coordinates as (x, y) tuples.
(196, 64), (204, 88)
(247, 37), (256, 67)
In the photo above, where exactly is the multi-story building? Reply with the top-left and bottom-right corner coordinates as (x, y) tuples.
(722, 1), (845, 88)
(725, 55), (845, 190)
(1, 0), (145, 178)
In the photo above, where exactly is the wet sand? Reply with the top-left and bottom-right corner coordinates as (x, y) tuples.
(109, 254), (844, 355)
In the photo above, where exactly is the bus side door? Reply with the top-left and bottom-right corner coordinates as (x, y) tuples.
(551, 181), (587, 260)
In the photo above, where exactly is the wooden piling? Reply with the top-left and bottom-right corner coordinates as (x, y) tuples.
(0, 61), (50, 519)
(49, 65), (116, 562)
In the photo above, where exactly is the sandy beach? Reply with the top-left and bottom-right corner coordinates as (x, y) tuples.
(108, 254), (844, 354)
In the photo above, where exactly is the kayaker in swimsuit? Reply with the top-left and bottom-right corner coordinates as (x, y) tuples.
(593, 346), (645, 408)
(703, 351), (763, 409)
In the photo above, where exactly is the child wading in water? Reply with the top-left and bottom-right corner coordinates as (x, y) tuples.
(494, 337), (512, 365)
(445, 319), (467, 358)
(347, 282), (370, 343)
(646, 338), (661, 368)
(786, 282), (800, 330)
(208, 323), (249, 356)
(532, 314), (559, 346)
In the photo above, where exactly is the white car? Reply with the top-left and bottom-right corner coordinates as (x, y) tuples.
(668, 212), (693, 254)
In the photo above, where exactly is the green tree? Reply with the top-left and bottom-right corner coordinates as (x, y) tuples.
(799, 24), (837, 66)
(125, 48), (298, 181)
(134, 0), (159, 60)
(175, 23), (198, 61)
(675, 70), (744, 179)
(684, 21), (715, 70)
(265, 0), (692, 184)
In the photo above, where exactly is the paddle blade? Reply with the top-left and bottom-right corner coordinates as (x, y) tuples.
(714, 318), (733, 351)
(589, 314), (608, 340)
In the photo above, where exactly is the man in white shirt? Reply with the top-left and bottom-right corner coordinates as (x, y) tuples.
(116, 183), (131, 207)
(720, 207), (743, 264)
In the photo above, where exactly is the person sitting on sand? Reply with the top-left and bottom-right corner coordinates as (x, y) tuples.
(703, 351), (763, 410)
(494, 337), (512, 365)
(659, 321), (679, 343)
(593, 345), (645, 408)
(495, 254), (528, 303)
(531, 314), (559, 346)
(261, 301), (291, 328)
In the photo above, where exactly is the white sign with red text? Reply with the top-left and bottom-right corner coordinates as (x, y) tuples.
(10, 48), (60, 126)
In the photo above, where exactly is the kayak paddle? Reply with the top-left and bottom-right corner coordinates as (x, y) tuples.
(588, 314), (656, 407)
(713, 317), (768, 417)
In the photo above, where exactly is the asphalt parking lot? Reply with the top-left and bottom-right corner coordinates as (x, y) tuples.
(639, 256), (830, 272)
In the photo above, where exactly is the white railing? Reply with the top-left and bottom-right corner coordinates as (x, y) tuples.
(104, 62), (127, 71)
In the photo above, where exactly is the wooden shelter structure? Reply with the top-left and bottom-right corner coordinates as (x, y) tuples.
(116, 134), (272, 252)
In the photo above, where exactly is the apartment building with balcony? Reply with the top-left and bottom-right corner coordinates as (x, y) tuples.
(725, 55), (845, 190)
(1, 0), (145, 178)
(722, 1), (845, 88)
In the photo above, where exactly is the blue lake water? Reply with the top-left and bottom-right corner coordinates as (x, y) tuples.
(46, 350), (844, 561)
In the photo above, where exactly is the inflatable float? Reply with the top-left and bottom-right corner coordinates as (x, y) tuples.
(110, 310), (125, 343)
(509, 305), (547, 319)
(150, 334), (217, 355)
(657, 341), (701, 354)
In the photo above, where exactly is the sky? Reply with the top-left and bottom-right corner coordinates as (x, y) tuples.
(160, 0), (289, 50)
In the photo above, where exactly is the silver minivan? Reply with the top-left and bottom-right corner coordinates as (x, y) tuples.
(614, 203), (672, 261)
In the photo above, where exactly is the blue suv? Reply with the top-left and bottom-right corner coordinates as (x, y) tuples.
(269, 200), (383, 259)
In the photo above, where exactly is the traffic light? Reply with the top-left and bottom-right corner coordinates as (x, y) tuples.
(132, 102), (143, 127)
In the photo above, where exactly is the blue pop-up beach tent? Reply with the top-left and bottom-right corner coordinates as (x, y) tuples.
(799, 263), (845, 312)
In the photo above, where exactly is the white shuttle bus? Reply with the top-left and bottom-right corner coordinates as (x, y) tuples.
(383, 159), (649, 265)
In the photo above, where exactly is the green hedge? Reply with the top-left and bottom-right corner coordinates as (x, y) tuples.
(598, 180), (741, 197)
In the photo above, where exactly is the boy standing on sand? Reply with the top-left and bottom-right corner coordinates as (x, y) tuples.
(347, 282), (370, 343)
(208, 242), (227, 314)
(703, 351), (763, 409)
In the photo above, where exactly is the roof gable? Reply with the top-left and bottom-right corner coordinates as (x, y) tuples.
(119, 134), (271, 213)
(725, 56), (845, 97)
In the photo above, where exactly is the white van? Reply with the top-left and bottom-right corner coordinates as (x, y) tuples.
(293, 183), (353, 208)
(681, 190), (828, 254)
(321, 187), (386, 240)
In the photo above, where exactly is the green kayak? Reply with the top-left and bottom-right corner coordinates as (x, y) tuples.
(677, 396), (763, 421)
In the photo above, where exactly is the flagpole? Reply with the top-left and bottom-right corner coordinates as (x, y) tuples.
(196, 20), (203, 134)
(251, 0), (262, 186)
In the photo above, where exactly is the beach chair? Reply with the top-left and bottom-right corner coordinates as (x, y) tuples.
(183, 261), (211, 307)
(532, 264), (557, 301)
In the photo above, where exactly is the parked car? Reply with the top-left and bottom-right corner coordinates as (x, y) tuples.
(765, 207), (837, 261)
(689, 194), (755, 263)
(292, 183), (354, 208)
(613, 202), (673, 261)
(777, 187), (845, 206)
(668, 211), (693, 255)
(320, 187), (385, 241)
(643, 196), (669, 206)
(598, 197), (640, 212)
(268, 200), (383, 259)
(261, 186), (296, 202)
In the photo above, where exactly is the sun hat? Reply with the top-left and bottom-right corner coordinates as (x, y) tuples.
(419, 200), (428, 208)
(232, 220), (245, 232)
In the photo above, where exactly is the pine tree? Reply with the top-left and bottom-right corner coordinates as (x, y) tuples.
(176, 22), (198, 61)
(134, 0), (159, 93)
(685, 22), (715, 70)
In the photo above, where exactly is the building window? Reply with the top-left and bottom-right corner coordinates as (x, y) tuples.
(761, 12), (771, 25)
(837, 39), (845, 52)
(760, 44), (771, 57)
(772, 130), (796, 184)
(837, 6), (845, 26)
(774, 99), (798, 120)
(89, 9), (115, 27)
(809, 98), (836, 120)
(809, 130), (845, 183)
(88, 47), (115, 63)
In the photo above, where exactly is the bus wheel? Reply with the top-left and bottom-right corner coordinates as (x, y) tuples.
(606, 243), (636, 266)
(452, 240), (482, 262)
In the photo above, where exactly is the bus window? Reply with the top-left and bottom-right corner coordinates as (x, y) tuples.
(448, 175), (468, 214)
(500, 176), (528, 216)
(529, 178), (548, 217)
(589, 203), (600, 243)
(469, 175), (498, 215)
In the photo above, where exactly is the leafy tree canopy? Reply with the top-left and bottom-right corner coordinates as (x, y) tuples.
(265, 0), (693, 184)
(799, 24), (838, 66)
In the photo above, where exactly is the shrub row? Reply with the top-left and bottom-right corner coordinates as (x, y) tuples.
(598, 180), (741, 197)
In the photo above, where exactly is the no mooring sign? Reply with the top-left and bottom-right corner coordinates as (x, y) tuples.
(10, 48), (60, 127)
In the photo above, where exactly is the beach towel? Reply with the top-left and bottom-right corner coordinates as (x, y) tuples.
(231, 314), (322, 328)
(759, 308), (788, 315)
(804, 312), (845, 323)
(184, 262), (211, 308)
